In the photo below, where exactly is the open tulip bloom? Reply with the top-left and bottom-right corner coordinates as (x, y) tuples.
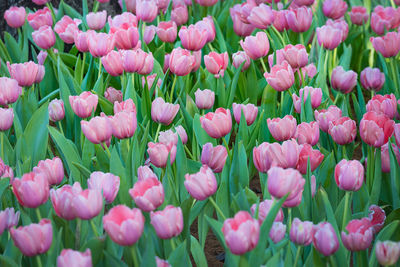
(1, 0), (400, 265)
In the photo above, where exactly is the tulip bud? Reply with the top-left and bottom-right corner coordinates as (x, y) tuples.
(168, 48), (195, 76)
(250, 199), (284, 224)
(32, 25), (56, 50)
(375, 241), (400, 266)
(312, 222), (339, 256)
(0, 77), (22, 106)
(247, 4), (274, 29)
(13, 172), (49, 208)
(86, 11), (107, 30)
(156, 21), (178, 43)
(322, 0), (348, 19)
(240, 32), (270, 60)
(286, 7), (313, 33)
(0, 208), (20, 235)
(33, 157), (64, 186)
(292, 86), (322, 113)
(316, 25), (342, 50)
(195, 89), (215, 110)
(50, 182), (82, 220)
(81, 115), (113, 145)
(269, 222), (286, 243)
(110, 111), (137, 139)
(204, 52), (229, 78)
(264, 61), (295, 92)
(359, 111), (394, 147)
(57, 249), (92, 267)
(74, 31), (89, 52)
(267, 115), (297, 141)
(48, 99), (65, 122)
(147, 142), (177, 167)
(69, 91), (98, 118)
(150, 205), (183, 239)
(232, 51), (251, 71)
(296, 144), (324, 174)
(27, 7), (52, 31)
(331, 66), (357, 94)
(335, 159), (364, 191)
(360, 67), (385, 92)
(4, 7), (26, 28)
(232, 103), (258, 126)
(151, 97), (179, 125)
(73, 188), (103, 220)
(130, 177), (164, 211)
(290, 218), (313, 246)
(200, 108), (232, 139)
(314, 106), (342, 132)
(179, 25), (208, 51)
(201, 143), (228, 173)
(136, 0), (158, 23)
(328, 117), (357, 145)
(88, 172), (120, 204)
(184, 165), (217, 200)
(295, 121), (320, 146)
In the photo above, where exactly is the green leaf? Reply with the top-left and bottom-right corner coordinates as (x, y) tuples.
(4, 32), (21, 63)
(190, 236), (208, 267)
(167, 241), (191, 267)
(370, 148), (382, 204)
(192, 114), (216, 147)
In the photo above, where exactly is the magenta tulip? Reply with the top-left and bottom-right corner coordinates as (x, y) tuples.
(264, 61), (295, 92)
(366, 94), (398, 119)
(312, 222), (339, 256)
(247, 4), (274, 29)
(349, 6), (369, 25)
(130, 177), (164, 212)
(371, 32), (400, 58)
(292, 86), (322, 113)
(4, 7), (26, 28)
(168, 48), (195, 76)
(286, 7), (313, 33)
(54, 16), (81, 44)
(335, 159), (364, 191)
(101, 50), (124, 77)
(267, 115), (297, 141)
(57, 249), (92, 267)
(0, 77), (22, 106)
(156, 21), (177, 43)
(341, 218), (373, 251)
(296, 144), (324, 174)
(50, 182), (82, 220)
(290, 218), (313, 246)
(316, 25), (342, 50)
(195, 89), (215, 110)
(179, 25), (208, 51)
(87, 31), (115, 58)
(151, 97), (179, 125)
(204, 52), (229, 78)
(314, 105), (342, 132)
(7, 61), (42, 87)
(184, 165), (217, 201)
(331, 66), (357, 94)
(88, 172), (120, 204)
(200, 108), (232, 139)
(150, 205), (183, 239)
(69, 91), (98, 118)
(360, 111), (394, 147)
(201, 143), (228, 173)
(27, 7), (52, 30)
(110, 24), (140, 50)
(322, 0), (348, 19)
(329, 117), (357, 145)
(360, 67), (385, 92)
(13, 172), (49, 208)
(295, 121), (320, 146)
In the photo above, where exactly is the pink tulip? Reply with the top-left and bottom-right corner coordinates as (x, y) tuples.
(110, 24), (140, 50)
(172, 5), (188, 26)
(158, 130), (178, 146)
(360, 111), (394, 147)
(266, 139), (301, 169)
(142, 25), (155, 44)
(86, 11), (107, 30)
(142, 74), (162, 92)
(295, 121), (320, 146)
(283, 44), (308, 69)
(272, 10), (289, 32)
(7, 61), (42, 87)
(331, 66), (357, 94)
(87, 31), (115, 58)
(395, 123), (400, 147)
(292, 86), (322, 113)
(54, 16), (81, 44)
(268, 49), (285, 68)
(247, 4), (274, 29)
(57, 249), (92, 267)
(381, 143), (400, 173)
(4, 7), (26, 28)
(250, 199), (284, 224)
(201, 143), (228, 173)
(156, 257), (171, 267)
(292, 0), (314, 6)
(335, 159), (364, 191)
(69, 91), (98, 118)
(73, 188), (103, 220)
(114, 99), (136, 114)
(13, 172), (49, 208)
(110, 111), (137, 139)
(50, 182), (82, 220)
(108, 12), (137, 28)
(371, 32), (400, 58)
(366, 94), (398, 119)
(232, 103), (258, 126)
(290, 218), (313, 246)
(296, 144), (324, 174)
(27, 7), (52, 30)
(179, 25), (208, 51)
(156, 21), (177, 43)
(375, 241), (400, 266)
(322, 0), (348, 19)
(0, 208), (20, 235)
(349, 6), (369, 25)
(32, 0), (49, 4)
(117, 0), (137, 12)
(195, 89), (215, 110)
(341, 218), (374, 251)
(147, 142), (177, 167)
(184, 165), (217, 201)
(10, 219), (52, 257)
(267, 115), (297, 141)
(88, 172), (120, 204)
(2, 165), (14, 181)
(0, 77), (22, 106)
(104, 87), (123, 104)
(103, 205), (145, 246)
(196, 0), (218, 6)
(326, 19), (348, 42)
(150, 205), (183, 239)
(328, 117), (357, 145)
(175, 125), (188, 144)
(253, 142), (273, 173)
(194, 16), (215, 43)
(136, 0), (158, 23)
(0, 108), (14, 131)
(134, 51), (153, 74)
(316, 25), (342, 50)
(101, 51), (124, 77)
(286, 7), (313, 33)
(264, 61), (295, 92)
(200, 108), (232, 139)
(232, 51), (251, 71)
(130, 177), (164, 212)
(360, 67), (385, 92)
(204, 52), (229, 78)
(367, 204), (386, 233)
(300, 63), (317, 80)
(48, 99), (65, 122)
(168, 48), (195, 76)
(74, 31), (89, 52)
(314, 105), (342, 132)
(269, 222), (286, 243)
(230, 6), (255, 37)
(33, 157), (64, 186)
(222, 211), (259, 255)
(371, 6), (399, 35)
(151, 97), (179, 125)
(240, 32), (270, 60)
(137, 166), (157, 180)
(122, 49), (151, 74)
(81, 115), (113, 145)
(312, 222), (339, 256)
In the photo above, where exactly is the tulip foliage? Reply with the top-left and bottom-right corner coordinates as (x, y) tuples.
(1, 0), (400, 266)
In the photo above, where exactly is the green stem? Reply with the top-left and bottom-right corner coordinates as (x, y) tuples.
(46, 3), (56, 24)
(367, 146), (375, 191)
(90, 219), (99, 237)
(184, 145), (195, 160)
(209, 197), (226, 220)
(130, 245), (139, 267)
(169, 75), (177, 103)
(36, 255), (43, 267)
(103, 143), (111, 158)
(271, 26), (285, 46)
(58, 121), (64, 135)
(170, 238), (176, 250)
(154, 123), (162, 142)
(1, 133), (3, 160)
(280, 91), (285, 116)
(208, 43), (215, 52)
(260, 58), (267, 73)
(342, 145), (347, 159)
(75, 219), (81, 250)
(294, 246), (301, 267)
(222, 136), (231, 161)
(288, 208), (292, 229)
(35, 208), (42, 221)
(98, 58), (102, 81)
(341, 191), (352, 230)
(93, 1), (100, 12)
(81, 53), (86, 83)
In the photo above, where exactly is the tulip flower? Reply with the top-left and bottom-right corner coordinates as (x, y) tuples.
(232, 103), (258, 126)
(150, 205), (183, 239)
(27, 7), (52, 30)
(104, 87), (123, 104)
(32, 26), (56, 50)
(103, 205), (145, 246)
(69, 91), (98, 118)
(222, 211), (259, 255)
(312, 222), (339, 256)
(0, 108), (13, 132)
(335, 159), (364, 191)
(360, 67), (385, 92)
(156, 257), (171, 267)
(314, 105), (342, 132)
(360, 111), (394, 147)
(110, 24), (140, 50)
(50, 182), (82, 220)
(240, 32), (270, 60)
(316, 25), (343, 50)
(33, 157), (64, 186)
(331, 66), (357, 94)
(204, 52), (229, 78)
(168, 48), (195, 76)
(371, 6), (398, 35)
(247, 4), (274, 29)
(269, 222), (286, 243)
(110, 111), (137, 139)
(371, 32), (400, 58)
(195, 89), (215, 110)
(366, 94), (398, 119)
(272, 10), (289, 32)
(349, 6), (369, 25)
(250, 199), (284, 224)
(144, 25), (156, 44)
(74, 31), (89, 52)
(156, 21), (177, 43)
(136, 0), (158, 23)
(54, 16), (81, 44)
(381, 143), (400, 173)
(81, 115), (113, 145)
(264, 61), (295, 92)
(73, 188), (103, 220)
(328, 117), (357, 145)
(86, 11), (107, 30)
(230, 6), (255, 37)
(375, 241), (400, 266)
(88, 172), (120, 204)
(322, 0), (348, 19)
(172, 5), (189, 26)
(151, 98), (179, 125)
(267, 115), (297, 141)
(283, 44), (309, 69)
(200, 108), (232, 139)
(290, 218), (314, 246)
(296, 144), (324, 174)
(292, 86), (322, 113)
(13, 172), (49, 208)
(395, 123), (400, 147)
(295, 121), (320, 146)
(0, 208), (20, 235)
(57, 249), (92, 267)
(253, 142), (274, 173)
(0, 77), (22, 106)
(130, 177), (164, 211)
(201, 143), (228, 173)
(341, 218), (374, 251)
(113, 99), (136, 114)
(184, 165), (217, 201)
(286, 7), (313, 33)
(87, 31), (115, 58)
(265, 139), (301, 169)
(147, 142), (177, 167)
(326, 19), (348, 42)
(48, 99), (65, 122)
(232, 51), (251, 71)
(4, 7), (26, 28)
(194, 16), (215, 43)
(179, 25), (208, 51)
(7, 61), (42, 87)
(137, 166), (158, 181)
(196, 0), (218, 6)
(101, 50), (124, 77)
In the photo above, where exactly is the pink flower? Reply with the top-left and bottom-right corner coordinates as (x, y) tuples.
(143, 25), (156, 44)
(341, 218), (374, 251)
(74, 31), (89, 52)
(130, 177), (164, 212)
(69, 91), (98, 118)
(0, 77), (22, 106)
(232, 103), (258, 126)
(136, 0), (158, 23)
(169, 48), (195, 76)
(272, 10), (289, 32)
(88, 172), (120, 204)
(27, 7), (52, 30)
(86, 10), (107, 30)
(50, 182), (82, 220)
(101, 50), (124, 77)
(196, 0), (218, 6)
(0, 108), (14, 131)
(286, 7), (313, 33)
(316, 25), (342, 50)
(0, 208), (20, 235)
(103, 205), (145, 246)
(122, 49), (153, 74)
(360, 111), (394, 147)
(54, 16), (81, 44)
(13, 172), (49, 208)
(267, 115), (297, 141)
(247, 4), (274, 29)
(328, 117), (357, 145)
(179, 25), (208, 51)
(395, 123), (400, 147)
(57, 249), (92, 267)
(171, 5), (188, 26)
(156, 257), (171, 267)
(381, 142), (400, 173)
(296, 144), (324, 174)
(283, 44), (308, 69)
(349, 6), (369, 25)
(81, 115), (113, 144)
(290, 218), (313, 246)
(117, 0), (137, 12)
(87, 31), (115, 58)
(371, 6), (399, 35)
(7, 61), (42, 87)
(375, 241), (400, 266)
(264, 61), (295, 92)
(195, 89), (215, 110)
(331, 66), (357, 94)
(32, 0), (49, 4)
(114, 98), (136, 114)
(33, 157), (64, 186)
(108, 12), (138, 28)
(295, 121), (320, 146)
(10, 219), (52, 257)
(110, 24), (140, 50)
(194, 16), (215, 43)
(151, 97), (179, 125)
(204, 52), (229, 78)
(269, 222), (286, 243)
(184, 165), (217, 201)
(326, 18), (348, 42)
(335, 159), (364, 191)
(230, 6), (255, 37)
(312, 222), (339, 256)
(292, 86), (322, 113)
(175, 125), (188, 144)
(48, 99), (65, 122)
(314, 105), (342, 132)
(73, 188), (103, 220)
(137, 166), (158, 181)
(222, 211), (260, 255)
(265, 139), (301, 169)
(240, 32), (270, 60)
(110, 111), (137, 139)
(200, 108), (232, 139)
(147, 142), (177, 167)
(156, 21), (177, 43)
(250, 199), (284, 224)
(253, 142), (273, 173)
(232, 51), (251, 71)
(322, 0), (348, 19)
(371, 32), (400, 58)
(201, 143), (228, 173)
(366, 94), (398, 119)
(360, 67), (385, 92)
(150, 205), (183, 239)
(4, 6), (26, 28)
(104, 87), (123, 103)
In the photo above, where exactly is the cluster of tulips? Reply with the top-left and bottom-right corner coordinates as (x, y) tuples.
(0, 0), (400, 266)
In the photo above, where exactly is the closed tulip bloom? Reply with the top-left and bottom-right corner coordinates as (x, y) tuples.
(395, 123), (400, 147)
(137, 166), (158, 180)
(103, 205), (145, 246)
(322, 0), (348, 19)
(267, 115), (297, 141)
(375, 241), (400, 266)
(27, 7), (52, 30)
(81, 115), (113, 145)
(184, 165), (217, 201)
(286, 7), (313, 33)
(156, 21), (177, 43)
(335, 159), (364, 191)
(159, 130), (179, 146)
(0, 208), (20, 235)
(142, 74), (162, 92)
(87, 31), (115, 58)
(201, 143), (228, 173)
(360, 111), (394, 147)
(32, 0), (49, 4)
(381, 143), (400, 173)
(269, 222), (286, 243)
(295, 121), (320, 146)
(200, 108), (232, 139)
(222, 211), (259, 255)
(264, 61), (295, 92)
(2, 165), (14, 181)
(250, 199), (284, 224)
(69, 91), (98, 118)
(328, 117), (357, 145)
(371, 32), (400, 58)
(0, 108), (14, 131)
(33, 157), (64, 186)
(232, 103), (258, 126)
(150, 205), (183, 239)
(7, 61), (41, 87)
(204, 52), (229, 78)
(360, 67), (385, 92)
(272, 10), (289, 32)
(283, 44), (308, 69)
(147, 142), (177, 167)
(104, 87), (122, 104)
(117, 0), (136, 12)
(151, 98), (179, 125)
(57, 249), (92, 267)
(247, 4), (274, 29)
(230, 7), (256, 37)
(73, 188), (103, 220)
(130, 177), (164, 212)
(331, 66), (357, 94)
(366, 94), (398, 119)
(253, 142), (274, 173)
(195, 89), (215, 110)
(316, 25), (342, 50)
(196, 0), (218, 6)
(108, 12), (138, 28)
(73, 31), (89, 52)
(88, 172), (120, 204)
(292, 87), (322, 113)
(341, 219), (373, 251)
(314, 106), (342, 132)
(13, 172), (49, 208)
(175, 125), (188, 144)
(142, 25), (156, 44)
(349, 6), (368, 25)
(371, 6), (398, 35)
(300, 63), (317, 81)
(232, 51), (251, 71)
(312, 222), (339, 256)
(48, 99), (65, 122)
(110, 111), (137, 139)
(268, 48), (285, 68)
(194, 16), (215, 43)
(240, 32), (269, 60)
(4, 7), (26, 28)
(266, 139), (301, 169)
(0, 77), (22, 106)
(179, 25), (208, 51)
(296, 144), (324, 174)
(171, 5), (188, 26)
(101, 51), (124, 77)
(10, 219), (52, 257)
(136, 0), (158, 23)
(290, 218), (313, 246)
(86, 11), (107, 30)
(50, 183), (82, 220)
(54, 16), (81, 44)
(293, 0), (315, 6)
(122, 49), (146, 73)
(326, 18), (348, 42)
(110, 24), (140, 50)
(168, 48), (195, 76)
(34, 64), (45, 84)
